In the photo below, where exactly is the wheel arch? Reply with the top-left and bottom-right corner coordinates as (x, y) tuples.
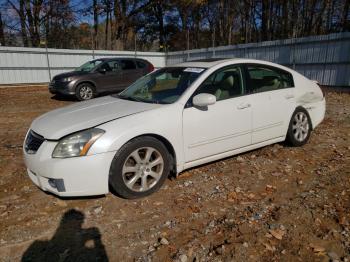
(293, 105), (314, 130)
(122, 133), (178, 175)
(75, 80), (97, 92)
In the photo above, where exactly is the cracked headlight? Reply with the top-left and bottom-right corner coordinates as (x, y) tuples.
(52, 128), (105, 158)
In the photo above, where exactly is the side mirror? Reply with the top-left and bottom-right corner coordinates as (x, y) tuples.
(98, 68), (107, 74)
(192, 93), (216, 107)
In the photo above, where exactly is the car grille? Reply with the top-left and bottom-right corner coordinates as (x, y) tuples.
(25, 130), (45, 154)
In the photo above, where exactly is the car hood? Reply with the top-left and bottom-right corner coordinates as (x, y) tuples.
(31, 96), (162, 140)
(53, 71), (88, 80)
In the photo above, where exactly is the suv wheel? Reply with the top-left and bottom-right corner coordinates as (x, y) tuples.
(76, 83), (95, 101)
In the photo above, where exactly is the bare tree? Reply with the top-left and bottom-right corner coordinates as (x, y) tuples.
(0, 11), (5, 46)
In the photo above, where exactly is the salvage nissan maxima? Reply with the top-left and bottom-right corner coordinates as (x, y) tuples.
(23, 58), (325, 199)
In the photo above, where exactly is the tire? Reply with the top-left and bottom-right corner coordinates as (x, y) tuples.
(75, 83), (95, 101)
(286, 107), (312, 147)
(109, 136), (170, 199)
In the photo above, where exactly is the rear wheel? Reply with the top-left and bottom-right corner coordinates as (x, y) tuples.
(286, 107), (312, 146)
(109, 136), (170, 199)
(76, 83), (95, 101)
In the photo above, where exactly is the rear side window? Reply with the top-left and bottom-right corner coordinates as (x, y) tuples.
(247, 65), (294, 93)
(120, 60), (136, 70)
(136, 61), (147, 68)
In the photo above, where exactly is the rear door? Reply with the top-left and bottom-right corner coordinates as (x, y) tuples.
(244, 64), (295, 144)
(119, 59), (144, 89)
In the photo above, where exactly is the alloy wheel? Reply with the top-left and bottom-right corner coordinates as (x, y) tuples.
(79, 85), (93, 100)
(122, 147), (164, 192)
(292, 112), (309, 142)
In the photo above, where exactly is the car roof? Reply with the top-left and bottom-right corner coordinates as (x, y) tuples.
(170, 58), (289, 69)
(172, 58), (239, 68)
(92, 57), (146, 62)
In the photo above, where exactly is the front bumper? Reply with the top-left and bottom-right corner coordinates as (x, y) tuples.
(49, 80), (76, 95)
(23, 139), (116, 197)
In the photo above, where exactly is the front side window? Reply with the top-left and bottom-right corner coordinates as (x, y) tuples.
(115, 67), (205, 104)
(247, 65), (294, 93)
(106, 60), (121, 72)
(194, 66), (244, 101)
(75, 60), (103, 72)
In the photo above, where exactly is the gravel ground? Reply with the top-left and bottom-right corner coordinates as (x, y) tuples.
(0, 86), (349, 262)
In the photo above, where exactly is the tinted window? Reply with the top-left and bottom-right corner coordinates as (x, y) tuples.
(106, 60), (121, 72)
(100, 61), (112, 72)
(194, 66), (244, 101)
(120, 60), (136, 70)
(247, 65), (294, 93)
(136, 61), (147, 68)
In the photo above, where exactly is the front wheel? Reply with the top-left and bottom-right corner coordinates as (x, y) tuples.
(109, 137), (170, 199)
(286, 107), (312, 146)
(76, 83), (95, 101)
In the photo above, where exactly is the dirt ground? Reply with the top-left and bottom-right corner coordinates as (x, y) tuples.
(0, 86), (349, 262)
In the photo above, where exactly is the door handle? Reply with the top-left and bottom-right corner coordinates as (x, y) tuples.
(285, 94), (294, 99)
(237, 103), (251, 109)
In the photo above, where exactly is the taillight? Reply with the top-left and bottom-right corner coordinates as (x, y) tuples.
(148, 63), (154, 72)
(313, 80), (325, 98)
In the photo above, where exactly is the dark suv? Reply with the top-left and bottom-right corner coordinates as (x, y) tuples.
(49, 58), (154, 100)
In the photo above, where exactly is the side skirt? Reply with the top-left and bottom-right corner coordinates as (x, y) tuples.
(182, 136), (285, 171)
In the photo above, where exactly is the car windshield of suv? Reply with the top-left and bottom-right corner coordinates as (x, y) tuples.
(115, 67), (206, 104)
(75, 60), (103, 72)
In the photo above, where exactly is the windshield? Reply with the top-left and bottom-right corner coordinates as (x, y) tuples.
(75, 60), (103, 72)
(115, 67), (205, 104)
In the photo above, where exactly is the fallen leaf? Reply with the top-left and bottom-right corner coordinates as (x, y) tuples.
(269, 229), (285, 240)
(227, 192), (237, 202)
(310, 243), (326, 253)
(263, 242), (276, 251)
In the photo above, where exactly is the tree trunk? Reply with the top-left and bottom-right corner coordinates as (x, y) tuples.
(341, 0), (350, 32)
(155, 1), (165, 51)
(93, 0), (99, 49)
(261, 0), (269, 41)
(0, 12), (5, 46)
(17, 0), (29, 46)
(105, 8), (110, 50)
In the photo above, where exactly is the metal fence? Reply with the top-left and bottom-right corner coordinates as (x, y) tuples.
(0, 32), (349, 86)
(167, 32), (350, 86)
(0, 47), (166, 84)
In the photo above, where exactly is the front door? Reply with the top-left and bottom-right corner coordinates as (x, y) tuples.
(182, 65), (252, 163)
(96, 60), (123, 91)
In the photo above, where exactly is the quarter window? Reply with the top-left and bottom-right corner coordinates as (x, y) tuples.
(136, 61), (147, 68)
(247, 65), (294, 93)
(194, 66), (244, 101)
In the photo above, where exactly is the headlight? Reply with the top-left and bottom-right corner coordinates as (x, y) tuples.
(62, 77), (74, 82)
(52, 128), (105, 158)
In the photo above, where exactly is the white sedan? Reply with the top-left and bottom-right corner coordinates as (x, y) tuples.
(23, 58), (325, 198)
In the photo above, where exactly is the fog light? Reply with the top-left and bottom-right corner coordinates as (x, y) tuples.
(48, 178), (66, 192)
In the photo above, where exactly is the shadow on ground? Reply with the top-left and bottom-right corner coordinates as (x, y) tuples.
(21, 209), (108, 262)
